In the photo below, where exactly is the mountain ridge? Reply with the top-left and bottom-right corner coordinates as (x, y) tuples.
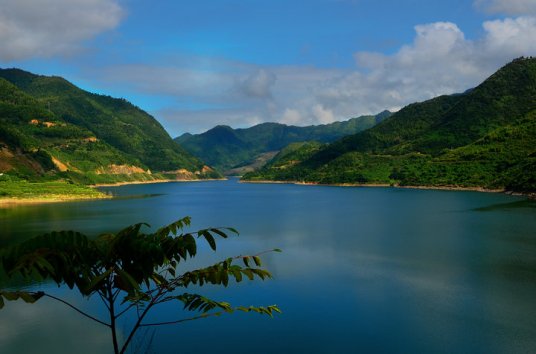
(243, 57), (536, 193)
(0, 68), (220, 187)
(175, 110), (392, 173)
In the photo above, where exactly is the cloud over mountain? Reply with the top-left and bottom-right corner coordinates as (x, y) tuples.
(237, 69), (277, 99)
(315, 16), (536, 117)
(90, 14), (536, 135)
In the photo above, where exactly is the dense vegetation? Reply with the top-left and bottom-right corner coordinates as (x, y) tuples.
(244, 58), (536, 193)
(175, 111), (391, 173)
(0, 68), (220, 195)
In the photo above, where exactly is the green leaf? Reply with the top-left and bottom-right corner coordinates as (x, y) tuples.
(183, 234), (197, 257)
(155, 217), (191, 237)
(242, 269), (254, 280)
(252, 256), (261, 266)
(203, 231), (217, 251)
(2, 291), (18, 301)
(116, 269), (140, 293)
(35, 257), (55, 274)
(225, 227), (239, 235)
(221, 271), (229, 287)
(19, 292), (38, 303)
(151, 273), (167, 286)
(85, 269), (112, 293)
(271, 305), (282, 314)
(231, 268), (243, 282)
(209, 228), (229, 239)
(167, 267), (176, 277)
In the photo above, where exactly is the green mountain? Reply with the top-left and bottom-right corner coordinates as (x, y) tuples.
(174, 111), (391, 173)
(249, 141), (326, 179)
(244, 57), (536, 193)
(0, 68), (219, 186)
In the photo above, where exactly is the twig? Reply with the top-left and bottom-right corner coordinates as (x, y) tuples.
(115, 300), (139, 319)
(97, 290), (111, 311)
(139, 311), (223, 327)
(40, 292), (110, 327)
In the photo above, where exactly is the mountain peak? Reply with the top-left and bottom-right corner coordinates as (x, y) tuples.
(210, 125), (234, 131)
(0, 68), (40, 88)
(243, 57), (536, 192)
(176, 112), (388, 172)
(0, 67), (211, 179)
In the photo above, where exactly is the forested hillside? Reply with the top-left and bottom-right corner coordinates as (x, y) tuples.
(244, 58), (536, 193)
(0, 68), (220, 188)
(175, 111), (391, 173)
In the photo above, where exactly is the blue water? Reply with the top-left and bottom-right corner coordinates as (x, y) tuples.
(1, 179), (535, 353)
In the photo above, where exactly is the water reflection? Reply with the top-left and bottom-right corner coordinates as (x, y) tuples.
(1, 180), (535, 353)
(0, 286), (110, 354)
(473, 199), (536, 211)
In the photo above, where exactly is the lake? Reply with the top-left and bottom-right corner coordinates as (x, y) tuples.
(1, 178), (535, 353)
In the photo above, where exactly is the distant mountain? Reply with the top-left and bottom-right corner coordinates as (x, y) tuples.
(0, 68), (219, 184)
(174, 111), (391, 173)
(248, 141), (326, 179)
(244, 57), (536, 193)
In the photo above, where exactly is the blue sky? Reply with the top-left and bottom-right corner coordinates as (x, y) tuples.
(1, 0), (536, 136)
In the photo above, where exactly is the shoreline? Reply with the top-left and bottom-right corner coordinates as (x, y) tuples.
(91, 179), (175, 187)
(1, 178), (533, 206)
(239, 179), (534, 197)
(0, 178), (227, 206)
(0, 194), (112, 207)
(90, 177), (226, 187)
(239, 178), (500, 191)
(239, 179), (392, 188)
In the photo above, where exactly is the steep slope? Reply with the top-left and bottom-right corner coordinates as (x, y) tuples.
(241, 141), (326, 181)
(0, 68), (209, 173)
(176, 125), (253, 173)
(0, 69), (220, 185)
(175, 111), (391, 172)
(0, 78), (131, 180)
(244, 57), (536, 193)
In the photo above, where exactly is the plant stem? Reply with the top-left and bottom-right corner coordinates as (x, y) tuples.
(40, 293), (110, 327)
(119, 288), (162, 354)
(107, 282), (120, 354)
(139, 312), (221, 327)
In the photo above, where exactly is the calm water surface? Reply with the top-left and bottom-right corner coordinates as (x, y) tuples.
(1, 179), (535, 353)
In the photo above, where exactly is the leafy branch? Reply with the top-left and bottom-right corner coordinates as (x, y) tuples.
(0, 217), (281, 354)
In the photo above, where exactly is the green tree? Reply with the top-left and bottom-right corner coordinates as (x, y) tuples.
(0, 217), (280, 354)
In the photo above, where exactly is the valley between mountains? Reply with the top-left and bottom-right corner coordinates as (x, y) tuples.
(1, 57), (535, 201)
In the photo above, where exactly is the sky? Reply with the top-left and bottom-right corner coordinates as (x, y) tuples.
(1, 0), (536, 137)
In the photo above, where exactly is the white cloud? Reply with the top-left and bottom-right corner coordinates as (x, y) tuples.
(80, 16), (536, 135)
(280, 108), (303, 125)
(475, 0), (536, 16)
(0, 0), (124, 60)
(237, 68), (277, 98)
(96, 64), (234, 99)
(157, 107), (264, 136)
(309, 16), (536, 121)
(483, 16), (536, 54)
(312, 104), (336, 124)
(3, 1), (536, 135)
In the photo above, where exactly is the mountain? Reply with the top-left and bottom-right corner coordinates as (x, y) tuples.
(0, 68), (220, 185)
(243, 57), (536, 193)
(174, 111), (391, 173)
